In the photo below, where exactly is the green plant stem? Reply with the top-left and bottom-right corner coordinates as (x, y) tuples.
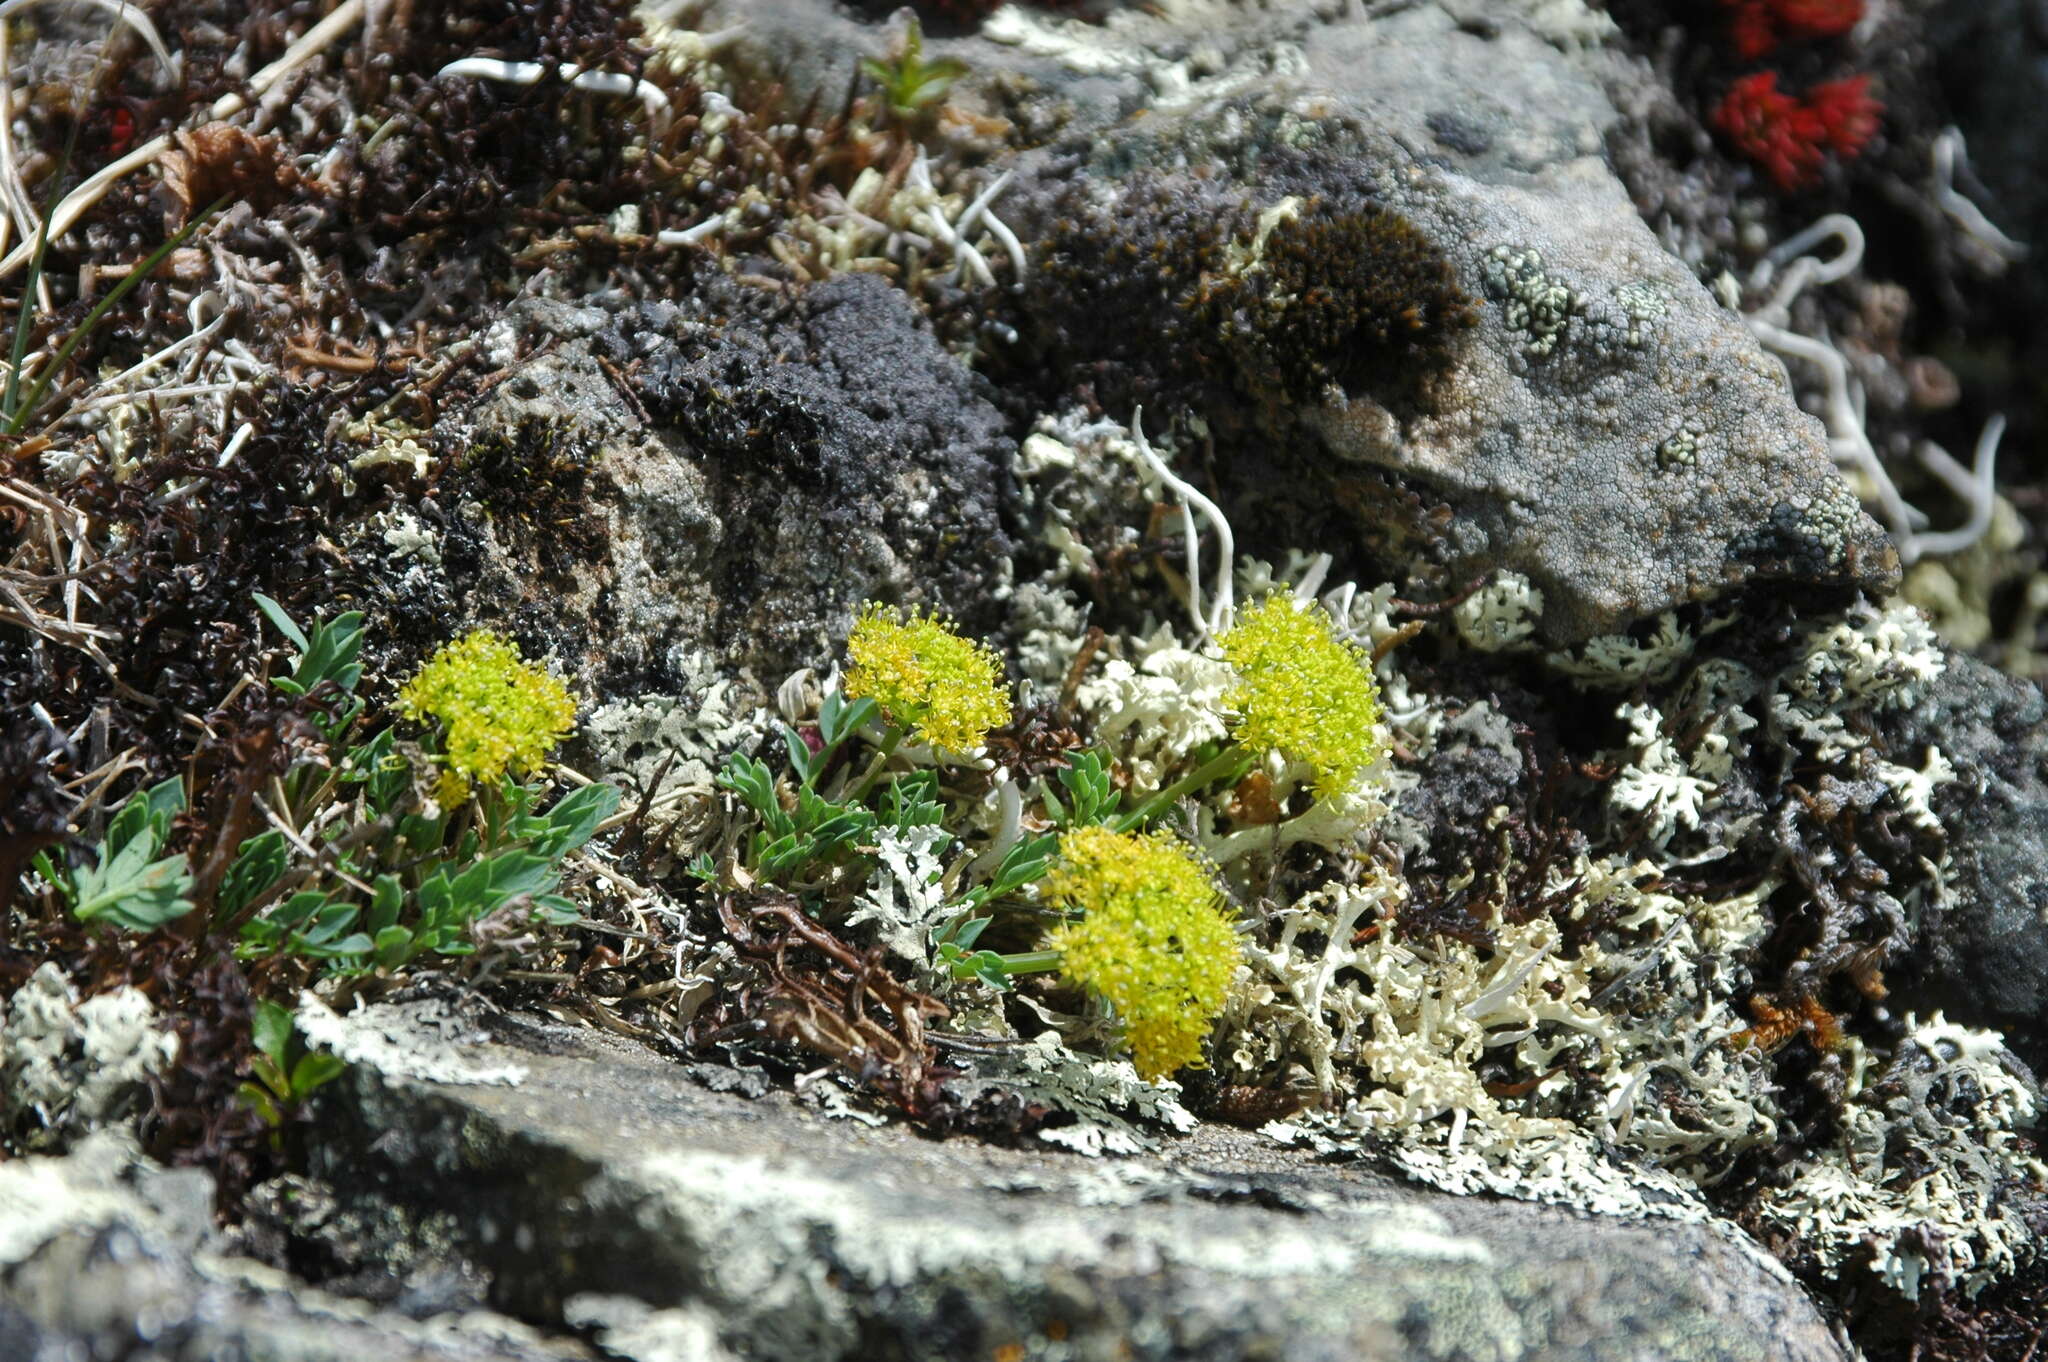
(991, 949), (1063, 974)
(846, 725), (907, 804)
(6, 196), (226, 435)
(1111, 747), (1257, 833)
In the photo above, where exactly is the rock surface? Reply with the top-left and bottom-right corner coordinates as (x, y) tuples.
(380, 273), (1015, 696)
(703, 0), (1899, 643)
(1892, 648), (2048, 1069)
(0, 1132), (584, 1362)
(288, 1001), (1854, 1362)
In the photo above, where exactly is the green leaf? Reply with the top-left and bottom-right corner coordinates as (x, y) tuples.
(70, 780), (195, 930)
(529, 782), (619, 859)
(251, 999), (294, 1067)
(366, 875), (404, 934)
(236, 1081), (283, 1129)
(818, 692), (878, 749)
(217, 831), (289, 919)
(717, 754), (792, 837)
(373, 925), (415, 971)
(252, 592), (309, 652)
(1053, 751), (1117, 828)
(531, 894), (580, 927)
(31, 849), (66, 897)
(884, 770), (943, 833)
(342, 727), (409, 816)
(781, 724), (820, 787)
(288, 1051), (346, 1098)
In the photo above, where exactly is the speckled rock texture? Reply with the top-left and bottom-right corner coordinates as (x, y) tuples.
(292, 1003), (1856, 1362)
(704, 0), (1897, 643)
(1890, 648), (2048, 1071)
(0, 1133), (583, 1362)
(383, 272), (1013, 695)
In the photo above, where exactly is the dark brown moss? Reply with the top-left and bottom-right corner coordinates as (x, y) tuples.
(1201, 201), (1477, 410)
(1026, 177), (1473, 428)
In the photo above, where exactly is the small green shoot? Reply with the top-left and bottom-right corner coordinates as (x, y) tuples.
(237, 1000), (346, 1144)
(860, 16), (969, 121)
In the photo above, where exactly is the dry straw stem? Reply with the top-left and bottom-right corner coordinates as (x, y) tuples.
(0, 0), (366, 282)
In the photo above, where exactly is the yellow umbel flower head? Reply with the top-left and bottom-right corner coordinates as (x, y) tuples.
(842, 602), (1012, 754)
(1219, 594), (1384, 798)
(1045, 826), (1240, 1078)
(395, 630), (576, 804)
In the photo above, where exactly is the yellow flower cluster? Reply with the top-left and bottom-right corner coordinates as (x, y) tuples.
(1219, 595), (1384, 798)
(395, 630), (576, 804)
(842, 602), (1012, 754)
(1045, 826), (1240, 1078)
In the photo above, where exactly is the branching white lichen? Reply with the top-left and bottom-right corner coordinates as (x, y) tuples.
(1453, 572), (1544, 652)
(1750, 1016), (2045, 1300)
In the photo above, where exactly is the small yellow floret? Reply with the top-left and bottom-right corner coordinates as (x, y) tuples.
(1045, 826), (1239, 1079)
(1219, 595), (1384, 798)
(842, 602), (1012, 754)
(395, 630), (576, 804)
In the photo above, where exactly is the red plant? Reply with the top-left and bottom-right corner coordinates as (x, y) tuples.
(1806, 74), (1881, 158)
(1712, 70), (1880, 191)
(1718, 0), (1862, 59)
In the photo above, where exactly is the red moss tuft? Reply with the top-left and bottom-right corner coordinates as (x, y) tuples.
(1718, 0), (1862, 59)
(1712, 70), (1881, 191)
(1806, 74), (1882, 159)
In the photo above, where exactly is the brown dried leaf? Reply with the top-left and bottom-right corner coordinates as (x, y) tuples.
(157, 124), (304, 223)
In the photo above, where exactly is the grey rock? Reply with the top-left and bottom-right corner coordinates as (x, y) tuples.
(0, 1132), (586, 1362)
(700, 0), (1896, 642)
(303, 1003), (1853, 1362)
(1889, 650), (2048, 1069)
(396, 274), (1013, 696)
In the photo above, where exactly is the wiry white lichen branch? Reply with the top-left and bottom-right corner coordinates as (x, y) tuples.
(1931, 127), (2027, 264)
(1746, 213), (2007, 564)
(436, 57), (674, 135)
(1128, 408), (1235, 641)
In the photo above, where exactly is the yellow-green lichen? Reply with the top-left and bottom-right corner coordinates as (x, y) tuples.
(1045, 826), (1240, 1079)
(396, 630), (576, 804)
(1220, 595), (1384, 798)
(843, 603), (1011, 755)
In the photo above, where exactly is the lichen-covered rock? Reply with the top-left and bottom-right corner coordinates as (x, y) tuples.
(701, 0), (1897, 643)
(0, 1132), (579, 1362)
(1006, 94), (1896, 644)
(369, 274), (1014, 698)
(300, 1002), (1855, 1362)
(1886, 648), (2048, 1070)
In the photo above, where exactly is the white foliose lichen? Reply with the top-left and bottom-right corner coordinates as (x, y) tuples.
(1607, 702), (1716, 851)
(968, 1031), (1199, 1157)
(1453, 571), (1544, 653)
(1545, 612), (1696, 689)
(1770, 601), (1945, 762)
(585, 650), (767, 792)
(1072, 621), (1235, 796)
(842, 824), (956, 967)
(0, 963), (177, 1149)
(1747, 1015), (2046, 1301)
